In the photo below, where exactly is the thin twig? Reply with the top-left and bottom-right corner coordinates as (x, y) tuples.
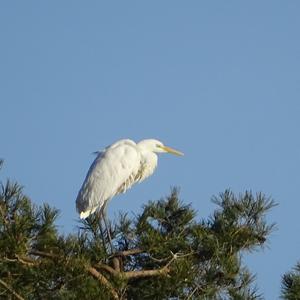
(148, 254), (171, 263)
(0, 279), (25, 300)
(185, 283), (204, 300)
(185, 286), (198, 300)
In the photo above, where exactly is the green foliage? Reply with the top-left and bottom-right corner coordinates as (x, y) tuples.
(0, 162), (276, 299)
(281, 262), (300, 300)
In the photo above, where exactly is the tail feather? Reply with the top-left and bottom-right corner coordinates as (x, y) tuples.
(79, 206), (98, 219)
(79, 211), (91, 219)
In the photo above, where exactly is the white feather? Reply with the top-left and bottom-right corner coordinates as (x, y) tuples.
(75, 138), (183, 219)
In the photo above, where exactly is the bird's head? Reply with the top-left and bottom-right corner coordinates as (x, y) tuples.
(138, 139), (184, 156)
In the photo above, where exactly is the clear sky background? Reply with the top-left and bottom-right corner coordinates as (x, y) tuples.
(1, 1), (300, 299)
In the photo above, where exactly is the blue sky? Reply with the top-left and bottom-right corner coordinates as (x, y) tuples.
(1, 1), (300, 298)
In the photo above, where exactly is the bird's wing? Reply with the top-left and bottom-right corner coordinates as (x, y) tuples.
(76, 141), (141, 217)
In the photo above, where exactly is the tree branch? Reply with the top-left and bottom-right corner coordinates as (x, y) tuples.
(123, 266), (170, 279)
(27, 249), (177, 295)
(27, 250), (120, 299)
(109, 248), (144, 258)
(95, 261), (171, 280)
(0, 279), (25, 300)
(95, 263), (119, 276)
(29, 250), (59, 259)
(87, 266), (119, 300)
(0, 204), (8, 225)
(4, 255), (37, 266)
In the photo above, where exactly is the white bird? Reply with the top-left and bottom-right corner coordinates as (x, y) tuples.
(76, 139), (183, 219)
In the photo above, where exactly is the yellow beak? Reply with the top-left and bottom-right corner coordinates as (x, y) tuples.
(161, 145), (184, 156)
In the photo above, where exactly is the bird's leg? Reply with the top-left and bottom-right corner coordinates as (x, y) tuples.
(101, 208), (114, 254)
(98, 215), (108, 254)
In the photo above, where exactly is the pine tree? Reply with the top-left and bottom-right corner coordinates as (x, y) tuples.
(0, 160), (276, 299)
(281, 262), (300, 300)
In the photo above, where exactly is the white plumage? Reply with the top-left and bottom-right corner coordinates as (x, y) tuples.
(76, 139), (183, 219)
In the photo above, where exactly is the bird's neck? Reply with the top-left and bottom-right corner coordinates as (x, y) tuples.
(139, 151), (158, 181)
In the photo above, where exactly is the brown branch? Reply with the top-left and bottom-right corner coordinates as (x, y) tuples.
(87, 266), (119, 300)
(26, 250), (122, 298)
(4, 255), (37, 266)
(95, 263), (119, 276)
(16, 255), (37, 266)
(110, 248), (144, 258)
(112, 257), (121, 272)
(96, 250), (188, 281)
(0, 204), (9, 227)
(29, 250), (59, 259)
(123, 266), (170, 279)
(26, 249), (179, 296)
(149, 254), (171, 263)
(120, 250), (191, 280)
(95, 262), (170, 280)
(3, 257), (18, 262)
(27, 250), (120, 299)
(0, 279), (25, 300)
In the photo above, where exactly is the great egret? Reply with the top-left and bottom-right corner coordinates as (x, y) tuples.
(76, 139), (183, 219)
